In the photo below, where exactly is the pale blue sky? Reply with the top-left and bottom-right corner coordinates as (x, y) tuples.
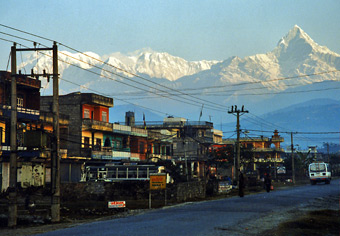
(0, 0), (340, 69)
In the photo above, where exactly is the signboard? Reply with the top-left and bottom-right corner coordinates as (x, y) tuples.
(108, 201), (126, 208)
(218, 181), (232, 193)
(150, 174), (166, 190)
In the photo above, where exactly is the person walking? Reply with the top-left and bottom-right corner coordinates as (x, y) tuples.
(239, 172), (245, 197)
(264, 173), (272, 193)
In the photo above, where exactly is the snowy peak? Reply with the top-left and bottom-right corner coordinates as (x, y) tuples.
(277, 25), (314, 48)
(104, 50), (219, 81)
(273, 25), (336, 58)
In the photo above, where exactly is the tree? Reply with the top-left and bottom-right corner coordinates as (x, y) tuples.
(296, 150), (315, 174)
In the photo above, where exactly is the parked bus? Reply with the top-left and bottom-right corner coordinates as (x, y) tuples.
(308, 162), (331, 185)
(82, 164), (161, 182)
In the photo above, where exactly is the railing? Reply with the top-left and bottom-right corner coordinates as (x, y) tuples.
(251, 147), (285, 152)
(82, 119), (113, 131)
(131, 127), (148, 137)
(81, 93), (113, 107)
(149, 153), (172, 160)
(255, 158), (283, 162)
(112, 123), (131, 133)
(1, 105), (40, 116)
(271, 137), (284, 142)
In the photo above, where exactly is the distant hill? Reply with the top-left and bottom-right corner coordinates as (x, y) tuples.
(240, 98), (340, 148)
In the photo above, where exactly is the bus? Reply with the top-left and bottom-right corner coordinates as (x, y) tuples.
(308, 162), (331, 185)
(82, 164), (162, 182)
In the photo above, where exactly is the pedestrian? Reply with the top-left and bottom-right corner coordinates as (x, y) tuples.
(239, 172), (245, 197)
(264, 173), (272, 193)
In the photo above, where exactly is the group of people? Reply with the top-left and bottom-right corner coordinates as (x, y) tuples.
(238, 171), (272, 197)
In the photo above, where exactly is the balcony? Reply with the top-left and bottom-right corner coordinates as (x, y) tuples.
(149, 153), (172, 161)
(251, 147), (285, 153)
(86, 147), (132, 160)
(81, 93), (113, 107)
(82, 119), (113, 132)
(254, 157), (283, 163)
(271, 137), (284, 142)
(1, 105), (40, 121)
(40, 111), (69, 126)
(131, 127), (147, 137)
(112, 123), (131, 135)
(0, 146), (51, 158)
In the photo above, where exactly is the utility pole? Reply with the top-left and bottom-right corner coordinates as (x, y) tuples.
(327, 143), (330, 163)
(14, 42), (60, 222)
(228, 105), (248, 185)
(51, 42), (60, 222)
(8, 43), (17, 228)
(291, 132), (295, 184)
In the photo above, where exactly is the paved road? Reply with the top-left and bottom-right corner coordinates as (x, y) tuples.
(38, 180), (339, 236)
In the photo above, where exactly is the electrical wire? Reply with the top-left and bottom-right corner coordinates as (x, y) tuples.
(0, 25), (229, 112)
(1, 25), (339, 145)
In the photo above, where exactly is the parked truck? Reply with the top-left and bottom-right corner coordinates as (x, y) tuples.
(308, 162), (331, 185)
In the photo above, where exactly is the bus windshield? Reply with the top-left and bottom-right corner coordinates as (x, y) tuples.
(310, 163), (326, 172)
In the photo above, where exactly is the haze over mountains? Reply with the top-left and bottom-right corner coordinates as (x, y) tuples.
(19, 25), (340, 147)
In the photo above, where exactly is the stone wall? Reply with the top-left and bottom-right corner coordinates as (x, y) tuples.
(175, 181), (206, 202)
(61, 181), (207, 203)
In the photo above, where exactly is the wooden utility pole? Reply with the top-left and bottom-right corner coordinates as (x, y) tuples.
(51, 42), (60, 222)
(14, 43), (60, 222)
(291, 132), (295, 184)
(228, 105), (248, 184)
(8, 43), (17, 228)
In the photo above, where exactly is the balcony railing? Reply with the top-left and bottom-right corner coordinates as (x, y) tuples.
(251, 147), (285, 152)
(112, 123), (131, 134)
(149, 153), (172, 161)
(254, 158), (283, 163)
(81, 93), (113, 107)
(82, 119), (113, 131)
(1, 105), (40, 120)
(131, 127), (148, 137)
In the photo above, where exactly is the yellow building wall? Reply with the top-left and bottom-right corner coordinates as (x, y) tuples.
(81, 131), (103, 147)
(0, 122), (5, 143)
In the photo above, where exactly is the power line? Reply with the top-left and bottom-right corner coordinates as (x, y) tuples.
(56, 50), (226, 112)
(0, 24), (228, 112)
(0, 39), (173, 117)
(2, 36), (225, 115)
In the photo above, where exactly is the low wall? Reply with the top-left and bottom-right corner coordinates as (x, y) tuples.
(61, 181), (149, 201)
(176, 181), (206, 202)
(61, 181), (207, 203)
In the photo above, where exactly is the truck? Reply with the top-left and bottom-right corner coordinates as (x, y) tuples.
(308, 162), (331, 185)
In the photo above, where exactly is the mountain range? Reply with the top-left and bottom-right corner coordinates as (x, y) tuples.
(19, 25), (340, 147)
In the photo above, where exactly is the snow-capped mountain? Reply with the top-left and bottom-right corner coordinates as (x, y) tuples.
(102, 49), (219, 81)
(174, 25), (340, 92)
(19, 25), (340, 121)
(20, 48), (218, 84)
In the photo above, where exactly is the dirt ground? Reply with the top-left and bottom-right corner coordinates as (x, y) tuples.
(225, 194), (340, 236)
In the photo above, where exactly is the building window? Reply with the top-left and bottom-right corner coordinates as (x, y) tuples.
(140, 142), (145, 153)
(94, 138), (101, 151)
(84, 137), (90, 148)
(116, 140), (121, 149)
(102, 111), (107, 122)
(84, 109), (90, 119)
(17, 95), (24, 107)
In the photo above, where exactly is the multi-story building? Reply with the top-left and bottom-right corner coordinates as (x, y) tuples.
(41, 93), (152, 165)
(142, 116), (216, 179)
(0, 71), (65, 190)
(222, 130), (284, 175)
(41, 92), (113, 159)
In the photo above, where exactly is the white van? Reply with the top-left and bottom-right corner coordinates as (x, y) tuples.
(308, 162), (331, 185)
